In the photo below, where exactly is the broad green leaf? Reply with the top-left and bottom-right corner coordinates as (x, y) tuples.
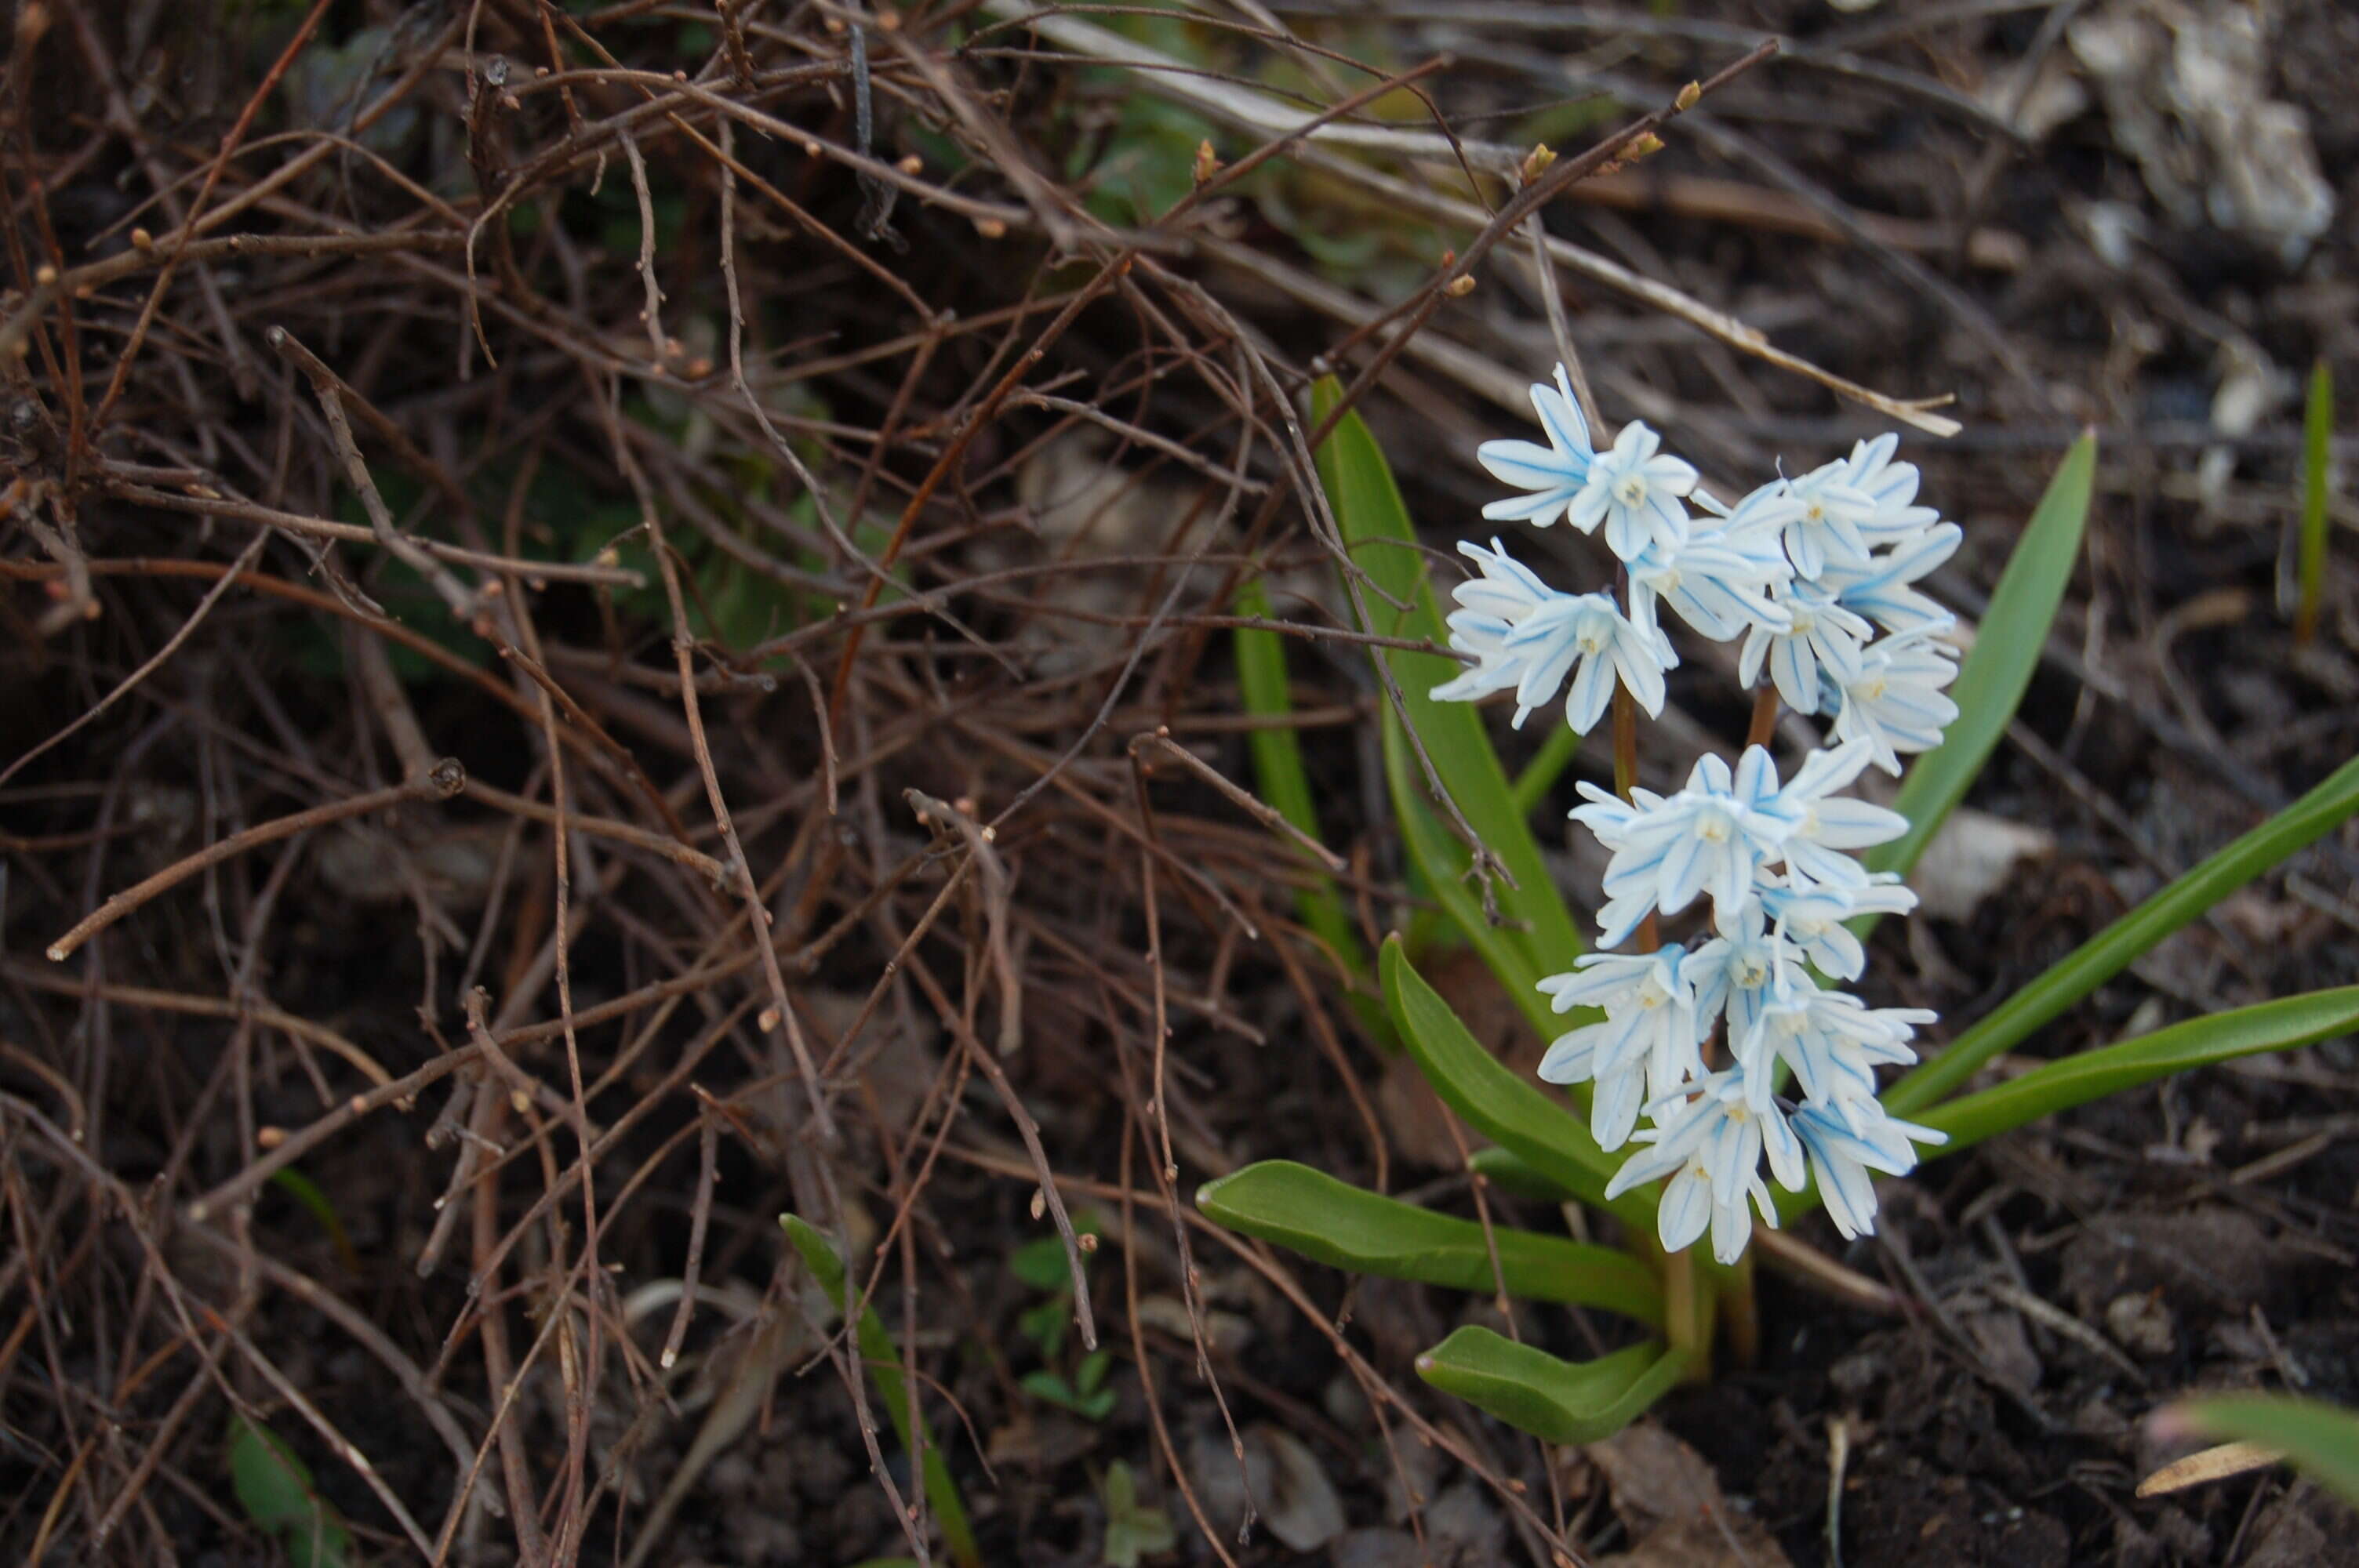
(1915, 986), (2359, 1156)
(1311, 378), (1586, 977)
(1886, 753), (2359, 1115)
(228, 1416), (352, 1568)
(2167, 1392), (2359, 1508)
(2295, 359), (2334, 645)
(1233, 575), (1384, 1038)
(782, 1216), (983, 1568)
(1867, 434), (2095, 885)
(1198, 1160), (1662, 1325)
(1415, 1330), (1694, 1445)
(1382, 937), (1648, 1227)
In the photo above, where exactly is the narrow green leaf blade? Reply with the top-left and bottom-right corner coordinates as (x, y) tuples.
(782, 1216), (983, 1568)
(2295, 358), (2334, 644)
(1382, 937), (1647, 1226)
(1234, 576), (1383, 1035)
(1868, 434), (2095, 883)
(1916, 986), (2359, 1156)
(1415, 1328), (1694, 1445)
(1198, 1160), (1661, 1325)
(1887, 752), (2359, 1115)
(1310, 378), (1586, 975)
(2167, 1392), (2359, 1508)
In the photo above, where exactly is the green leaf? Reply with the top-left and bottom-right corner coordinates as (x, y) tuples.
(1414, 1330), (1694, 1445)
(1382, 937), (1649, 1227)
(1197, 1160), (1661, 1325)
(2295, 359), (2334, 645)
(2166, 1392), (2359, 1508)
(1022, 1369), (1075, 1403)
(1310, 378), (1586, 980)
(1023, 1369), (1116, 1421)
(1019, 1298), (1070, 1358)
(228, 1415), (352, 1568)
(1915, 986), (2359, 1156)
(782, 1216), (983, 1568)
(1076, 1348), (1113, 1396)
(1885, 752), (2359, 1115)
(1867, 434), (2095, 886)
(1101, 1459), (1177, 1568)
(1233, 575), (1383, 1039)
(1010, 1232), (1079, 1293)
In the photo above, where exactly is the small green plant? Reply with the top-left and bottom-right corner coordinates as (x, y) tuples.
(1202, 377), (2359, 1446)
(1098, 1460), (1177, 1567)
(1010, 1221), (1117, 1420)
(228, 1414), (352, 1568)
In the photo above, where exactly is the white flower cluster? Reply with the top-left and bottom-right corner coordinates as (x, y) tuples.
(1435, 368), (1958, 1264)
(1443, 367), (1961, 771)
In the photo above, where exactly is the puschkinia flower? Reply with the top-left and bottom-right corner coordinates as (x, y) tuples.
(1476, 368), (1597, 527)
(1429, 539), (1672, 731)
(1825, 521), (1962, 636)
(1735, 989), (1935, 1115)
(1571, 749), (1790, 937)
(1830, 434), (1942, 546)
(1681, 908), (1806, 1053)
(1758, 875), (1917, 980)
(1629, 481), (1797, 643)
(1578, 423), (1699, 562)
(1832, 624), (1961, 774)
(1536, 949), (1702, 1149)
(1452, 373), (1965, 1261)
(1738, 578), (1872, 716)
(1752, 739), (1909, 890)
(1604, 1070), (1804, 1264)
(1779, 460), (1879, 579)
(1792, 1100), (1947, 1241)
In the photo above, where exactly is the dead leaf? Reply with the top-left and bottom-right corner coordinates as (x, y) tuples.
(1585, 1421), (1795, 1568)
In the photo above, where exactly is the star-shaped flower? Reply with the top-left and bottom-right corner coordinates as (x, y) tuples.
(1576, 422), (1699, 562)
(1475, 367), (1598, 528)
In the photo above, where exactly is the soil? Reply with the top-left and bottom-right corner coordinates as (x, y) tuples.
(3, 2), (2357, 1566)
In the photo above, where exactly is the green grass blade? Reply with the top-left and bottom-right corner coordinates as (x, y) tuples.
(1310, 377), (1586, 976)
(1885, 752), (2359, 1115)
(2163, 1392), (2359, 1508)
(781, 1216), (983, 1568)
(1233, 575), (1382, 1033)
(1866, 434), (2095, 884)
(2295, 358), (2334, 646)
(1415, 1329), (1694, 1445)
(1197, 1160), (1662, 1325)
(1915, 986), (2359, 1157)
(1382, 936), (1648, 1227)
